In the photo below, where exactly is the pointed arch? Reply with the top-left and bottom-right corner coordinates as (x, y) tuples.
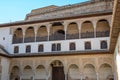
(81, 21), (94, 38)
(35, 65), (46, 80)
(50, 60), (65, 80)
(36, 25), (48, 42)
(83, 64), (96, 80)
(13, 28), (23, 44)
(10, 66), (20, 80)
(23, 65), (33, 80)
(66, 22), (79, 39)
(99, 63), (113, 80)
(49, 22), (65, 41)
(96, 19), (110, 37)
(68, 64), (80, 80)
(24, 27), (35, 42)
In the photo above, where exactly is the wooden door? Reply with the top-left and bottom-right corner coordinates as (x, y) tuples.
(52, 67), (65, 80)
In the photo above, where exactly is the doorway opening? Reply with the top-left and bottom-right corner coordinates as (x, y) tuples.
(51, 60), (65, 80)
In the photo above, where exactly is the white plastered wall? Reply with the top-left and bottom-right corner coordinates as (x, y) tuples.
(114, 33), (120, 80)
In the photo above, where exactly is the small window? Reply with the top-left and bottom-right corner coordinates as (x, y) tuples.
(3, 37), (5, 40)
(52, 44), (56, 51)
(85, 42), (91, 50)
(26, 45), (31, 53)
(57, 43), (61, 51)
(101, 41), (107, 49)
(70, 43), (76, 50)
(38, 44), (44, 52)
(14, 46), (19, 53)
(52, 43), (61, 51)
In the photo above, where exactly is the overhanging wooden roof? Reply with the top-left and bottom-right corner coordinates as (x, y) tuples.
(110, 0), (120, 52)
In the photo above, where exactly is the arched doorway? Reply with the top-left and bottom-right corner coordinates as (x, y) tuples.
(51, 60), (65, 80)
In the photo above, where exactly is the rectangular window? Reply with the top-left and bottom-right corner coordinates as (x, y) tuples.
(57, 43), (61, 51)
(69, 42), (76, 50)
(85, 42), (91, 50)
(101, 41), (107, 49)
(52, 43), (61, 51)
(52, 44), (56, 51)
(38, 44), (44, 52)
(26, 45), (31, 53)
(14, 46), (19, 53)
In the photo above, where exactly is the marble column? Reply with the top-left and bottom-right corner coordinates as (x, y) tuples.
(77, 21), (82, 39)
(47, 24), (51, 41)
(96, 73), (99, 80)
(23, 28), (26, 43)
(93, 20), (97, 38)
(65, 29), (67, 40)
(20, 75), (22, 80)
(65, 73), (67, 80)
(63, 23), (67, 40)
(32, 76), (34, 80)
(80, 73), (83, 80)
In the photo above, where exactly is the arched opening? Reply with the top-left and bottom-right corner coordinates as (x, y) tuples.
(68, 64), (80, 80)
(99, 63), (113, 80)
(13, 28), (23, 44)
(24, 27), (35, 43)
(96, 19), (110, 37)
(35, 65), (46, 80)
(10, 66), (20, 80)
(83, 64), (96, 80)
(50, 22), (65, 41)
(51, 60), (65, 80)
(101, 41), (108, 49)
(36, 26), (48, 42)
(23, 65), (33, 80)
(81, 21), (94, 38)
(66, 22), (79, 39)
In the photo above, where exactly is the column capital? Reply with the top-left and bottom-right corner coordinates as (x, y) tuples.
(46, 24), (52, 32)
(63, 23), (68, 31)
(92, 19), (97, 29)
(63, 22), (68, 27)
(47, 23), (52, 27)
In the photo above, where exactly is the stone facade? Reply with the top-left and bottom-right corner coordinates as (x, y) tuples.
(0, 0), (119, 80)
(26, 0), (113, 21)
(9, 54), (113, 80)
